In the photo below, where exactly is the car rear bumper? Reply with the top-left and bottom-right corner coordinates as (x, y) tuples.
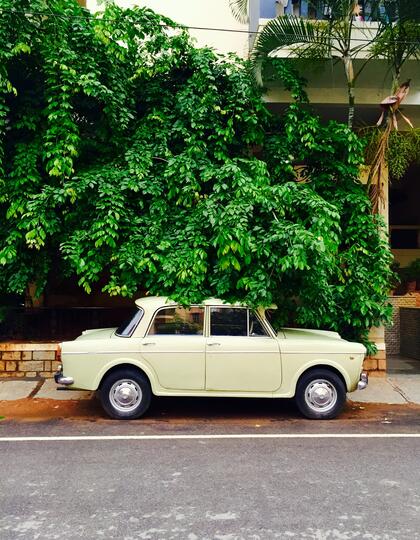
(54, 365), (74, 386)
(357, 371), (368, 391)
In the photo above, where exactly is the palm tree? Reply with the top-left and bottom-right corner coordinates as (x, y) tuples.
(366, 0), (420, 210)
(229, 0), (249, 23)
(251, 0), (379, 128)
(373, 0), (420, 92)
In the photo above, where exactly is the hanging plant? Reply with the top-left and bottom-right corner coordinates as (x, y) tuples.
(363, 127), (420, 181)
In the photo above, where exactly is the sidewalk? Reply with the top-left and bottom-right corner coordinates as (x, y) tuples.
(1, 375), (420, 404)
(0, 379), (93, 401)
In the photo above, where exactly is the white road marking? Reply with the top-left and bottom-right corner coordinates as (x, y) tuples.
(0, 433), (420, 442)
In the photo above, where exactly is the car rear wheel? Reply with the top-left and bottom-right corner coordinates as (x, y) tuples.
(295, 369), (346, 420)
(100, 368), (152, 420)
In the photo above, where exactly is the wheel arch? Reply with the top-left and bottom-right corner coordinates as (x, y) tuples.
(96, 362), (156, 393)
(294, 363), (350, 394)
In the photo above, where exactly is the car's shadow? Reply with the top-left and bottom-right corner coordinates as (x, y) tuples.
(149, 395), (297, 418)
(121, 395), (304, 425)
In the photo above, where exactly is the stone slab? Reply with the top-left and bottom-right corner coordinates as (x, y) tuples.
(0, 380), (38, 400)
(0, 342), (58, 351)
(348, 377), (407, 404)
(34, 379), (93, 401)
(388, 375), (420, 405)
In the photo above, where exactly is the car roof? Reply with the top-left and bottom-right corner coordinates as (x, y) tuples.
(134, 296), (277, 310)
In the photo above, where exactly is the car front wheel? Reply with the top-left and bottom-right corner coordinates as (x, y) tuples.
(100, 368), (152, 420)
(295, 369), (346, 420)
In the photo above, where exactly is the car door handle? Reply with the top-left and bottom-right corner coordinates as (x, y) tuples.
(207, 342), (221, 347)
(143, 342), (156, 346)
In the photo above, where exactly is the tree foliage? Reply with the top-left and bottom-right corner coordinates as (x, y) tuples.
(0, 0), (393, 347)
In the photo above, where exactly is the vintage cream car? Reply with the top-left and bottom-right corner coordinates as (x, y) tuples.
(55, 296), (368, 420)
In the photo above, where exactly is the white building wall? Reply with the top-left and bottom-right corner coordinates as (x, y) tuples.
(86, 0), (249, 57)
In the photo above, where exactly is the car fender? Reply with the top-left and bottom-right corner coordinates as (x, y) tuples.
(93, 357), (160, 393)
(287, 359), (352, 396)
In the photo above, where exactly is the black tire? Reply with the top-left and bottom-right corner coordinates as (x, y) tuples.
(295, 369), (346, 420)
(100, 368), (152, 420)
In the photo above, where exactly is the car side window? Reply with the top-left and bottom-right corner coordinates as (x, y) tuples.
(148, 307), (204, 335)
(210, 307), (247, 336)
(115, 308), (144, 337)
(249, 310), (269, 337)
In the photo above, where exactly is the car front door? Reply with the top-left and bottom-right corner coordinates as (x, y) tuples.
(140, 306), (206, 390)
(205, 307), (281, 392)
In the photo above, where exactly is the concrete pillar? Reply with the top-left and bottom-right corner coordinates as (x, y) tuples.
(366, 166), (389, 373)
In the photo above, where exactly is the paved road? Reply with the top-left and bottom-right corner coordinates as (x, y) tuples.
(1, 399), (420, 539)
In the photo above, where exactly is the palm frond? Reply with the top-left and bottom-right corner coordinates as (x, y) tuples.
(229, 0), (248, 23)
(251, 16), (333, 85)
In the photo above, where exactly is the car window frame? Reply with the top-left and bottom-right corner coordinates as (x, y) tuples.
(208, 306), (248, 337)
(208, 306), (273, 338)
(145, 305), (206, 337)
(248, 309), (271, 338)
(115, 307), (145, 338)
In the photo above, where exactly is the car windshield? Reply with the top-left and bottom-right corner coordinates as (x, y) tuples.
(115, 307), (144, 337)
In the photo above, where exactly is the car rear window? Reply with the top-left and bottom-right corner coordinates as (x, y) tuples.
(115, 308), (144, 337)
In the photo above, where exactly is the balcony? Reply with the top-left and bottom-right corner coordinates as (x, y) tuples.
(258, 1), (392, 21)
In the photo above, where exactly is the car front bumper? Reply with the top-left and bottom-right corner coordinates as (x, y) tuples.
(357, 371), (368, 391)
(54, 364), (74, 386)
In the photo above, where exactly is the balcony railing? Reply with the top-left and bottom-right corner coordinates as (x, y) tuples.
(259, 0), (394, 22)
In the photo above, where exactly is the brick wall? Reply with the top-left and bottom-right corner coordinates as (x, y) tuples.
(385, 296), (417, 355)
(363, 348), (386, 374)
(0, 343), (59, 378)
(400, 308), (420, 360)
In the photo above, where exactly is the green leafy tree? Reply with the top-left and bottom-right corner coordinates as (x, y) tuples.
(0, 0), (392, 347)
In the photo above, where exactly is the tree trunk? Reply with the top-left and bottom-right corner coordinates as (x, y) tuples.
(347, 82), (355, 129)
(343, 55), (355, 129)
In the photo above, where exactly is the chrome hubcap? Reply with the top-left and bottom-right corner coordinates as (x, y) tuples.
(110, 380), (142, 413)
(305, 379), (337, 413)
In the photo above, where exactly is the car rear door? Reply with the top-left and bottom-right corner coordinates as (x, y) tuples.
(140, 306), (206, 390)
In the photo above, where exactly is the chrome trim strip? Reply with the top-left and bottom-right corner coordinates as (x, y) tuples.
(280, 351), (359, 355)
(65, 349), (355, 355)
(141, 351), (204, 354)
(64, 350), (203, 355)
(66, 350), (277, 355)
(64, 351), (132, 355)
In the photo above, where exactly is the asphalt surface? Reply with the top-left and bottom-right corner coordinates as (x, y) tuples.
(1, 436), (420, 539)
(1, 398), (420, 539)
